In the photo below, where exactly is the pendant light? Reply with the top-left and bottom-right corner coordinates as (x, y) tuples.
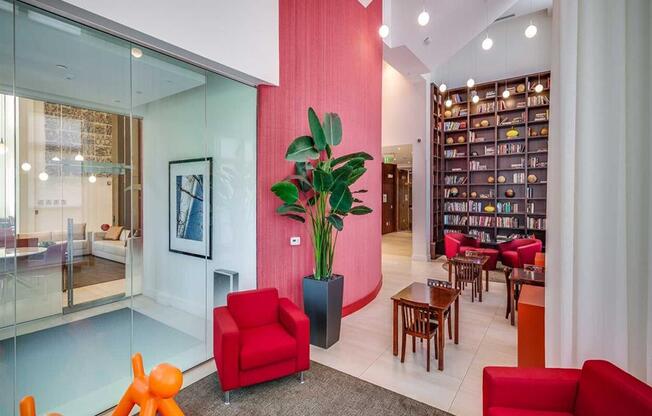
(445, 98), (453, 108)
(502, 85), (510, 99)
(38, 171), (48, 181)
(524, 0), (537, 39)
(472, 93), (480, 104)
(21, 162), (31, 171)
(439, 83), (447, 93)
(52, 156), (60, 162)
(88, 174), (97, 183)
(501, 26), (510, 99)
(534, 74), (544, 93)
(467, 78), (475, 88)
(481, 1), (493, 50)
(378, 24), (389, 39)
(418, 9), (430, 26)
(75, 152), (84, 161)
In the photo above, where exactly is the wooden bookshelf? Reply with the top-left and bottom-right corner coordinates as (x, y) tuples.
(430, 71), (550, 257)
(430, 83), (445, 258)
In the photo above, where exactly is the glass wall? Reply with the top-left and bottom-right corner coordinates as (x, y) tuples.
(0, 1), (257, 414)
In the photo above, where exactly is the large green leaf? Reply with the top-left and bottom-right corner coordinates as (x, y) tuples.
(349, 205), (373, 215)
(284, 214), (305, 223)
(323, 113), (342, 146)
(285, 136), (319, 161)
(332, 151), (373, 166)
(345, 157), (366, 169)
(294, 162), (312, 192)
(347, 167), (367, 185)
(327, 214), (343, 231)
(276, 203), (306, 214)
(308, 108), (326, 151)
(286, 174), (312, 192)
(271, 181), (299, 204)
(329, 182), (353, 212)
(313, 168), (333, 192)
(332, 164), (353, 184)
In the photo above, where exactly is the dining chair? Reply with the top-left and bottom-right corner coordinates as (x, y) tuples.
(427, 278), (453, 340)
(452, 256), (483, 302)
(465, 249), (491, 292)
(504, 266), (512, 319)
(399, 298), (438, 372)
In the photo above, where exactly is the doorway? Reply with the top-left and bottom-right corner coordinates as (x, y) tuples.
(381, 145), (413, 257)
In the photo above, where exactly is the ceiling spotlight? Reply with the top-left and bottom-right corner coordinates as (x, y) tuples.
(74, 153), (84, 161)
(51, 156), (61, 162)
(378, 24), (389, 38)
(525, 22), (538, 38)
(21, 162), (31, 172)
(439, 83), (447, 93)
(131, 47), (143, 58)
(472, 94), (480, 104)
(502, 89), (510, 99)
(88, 174), (97, 183)
(534, 83), (544, 93)
(467, 78), (475, 88)
(418, 10), (430, 26)
(445, 98), (453, 108)
(482, 35), (493, 50)
(38, 171), (49, 181)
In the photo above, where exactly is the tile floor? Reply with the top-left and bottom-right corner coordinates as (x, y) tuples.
(310, 231), (517, 416)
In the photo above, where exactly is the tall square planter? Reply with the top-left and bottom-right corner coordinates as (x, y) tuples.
(302, 274), (343, 349)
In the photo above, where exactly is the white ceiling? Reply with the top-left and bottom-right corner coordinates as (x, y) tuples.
(383, 0), (552, 74)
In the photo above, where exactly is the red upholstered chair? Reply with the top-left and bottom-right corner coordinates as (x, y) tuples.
(213, 288), (310, 404)
(483, 360), (652, 416)
(498, 238), (542, 268)
(444, 233), (480, 259)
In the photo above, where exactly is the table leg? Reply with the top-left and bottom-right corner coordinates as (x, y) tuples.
(392, 299), (399, 356)
(505, 277), (511, 319)
(510, 281), (516, 326)
(478, 272), (483, 302)
(448, 261), (452, 283)
(437, 311), (445, 370)
(454, 297), (459, 345)
(486, 270), (489, 292)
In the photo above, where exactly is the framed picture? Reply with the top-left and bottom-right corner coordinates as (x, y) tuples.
(169, 158), (212, 259)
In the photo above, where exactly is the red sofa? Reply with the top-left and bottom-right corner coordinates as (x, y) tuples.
(483, 360), (652, 416)
(444, 233), (480, 259)
(498, 238), (542, 268)
(213, 288), (310, 403)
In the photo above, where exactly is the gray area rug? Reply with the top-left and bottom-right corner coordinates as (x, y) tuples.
(176, 362), (451, 415)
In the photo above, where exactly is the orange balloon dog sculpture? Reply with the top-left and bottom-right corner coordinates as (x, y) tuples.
(113, 353), (184, 416)
(19, 396), (61, 416)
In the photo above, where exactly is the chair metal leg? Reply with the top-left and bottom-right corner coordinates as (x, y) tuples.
(224, 391), (230, 405)
(299, 371), (305, 384)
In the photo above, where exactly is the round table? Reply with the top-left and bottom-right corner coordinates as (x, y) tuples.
(0, 247), (47, 259)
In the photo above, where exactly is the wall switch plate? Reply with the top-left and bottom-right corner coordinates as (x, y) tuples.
(290, 236), (301, 246)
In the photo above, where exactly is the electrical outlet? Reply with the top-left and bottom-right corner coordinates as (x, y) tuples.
(290, 236), (301, 246)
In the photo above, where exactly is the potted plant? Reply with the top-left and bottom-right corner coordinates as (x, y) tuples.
(271, 107), (373, 348)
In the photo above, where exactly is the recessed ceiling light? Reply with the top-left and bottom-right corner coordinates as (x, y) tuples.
(378, 24), (389, 39)
(55, 64), (67, 70)
(131, 47), (143, 58)
(418, 10), (430, 26)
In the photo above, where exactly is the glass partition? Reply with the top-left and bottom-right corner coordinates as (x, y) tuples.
(0, 1), (257, 414)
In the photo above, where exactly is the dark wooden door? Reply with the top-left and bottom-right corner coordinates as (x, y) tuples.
(382, 163), (398, 234)
(397, 169), (411, 231)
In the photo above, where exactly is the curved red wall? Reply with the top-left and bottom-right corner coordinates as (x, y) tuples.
(257, 0), (382, 313)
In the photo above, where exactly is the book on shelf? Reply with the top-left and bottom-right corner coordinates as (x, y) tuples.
(485, 90), (496, 99)
(531, 110), (549, 122)
(468, 229), (492, 243)
(498, 113), (525, 125)
(497, 216), (520, 228)
(497, 143), (525, 155)
(528, 156), (547, 168)
(528, 78), (551, 91)
(444, 175), (467, 185)
(473, 101), (495, 114)
(497, 201), (520, 213)
(528, 95), (549, 106)
(469, 132), (490, 143)
(444, 121), (467, 131)
(445, 202), (468, 212)
(470, 160), (489, 171)
(451, 93), (465, 103)
(469, 215), (495, 227)
(444, 214), (468, 226)
(444, 149), (466, 158)
(527, 217), (546, 230)
(511, 172), (525, 183)
(526, 202), (535, 213)
(485, 145), (495, 155)
(498, 100), (527, 111)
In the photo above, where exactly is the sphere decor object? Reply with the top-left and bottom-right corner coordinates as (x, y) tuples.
(461, 192), (467, 198)
(497, 175), (506, 183)
(450, 187), (459, 197)
(444, 110), (452, 118)
(505, 188), (515, 198)
(101, 223), (110, 231)
(457, 135), (466, 143)
(540, 127), (548, 135)
(470, 191), (478, 198)
(531, 131), (538, 137)
(517, 84), (526, 93)
(474, 122), (481, 128)
(527, 174), (538, 183)
(488, 176), (495, 183)
(480, 119), (490, 127)
(446, 137), (454, 144)
(506, 128), (519, 138)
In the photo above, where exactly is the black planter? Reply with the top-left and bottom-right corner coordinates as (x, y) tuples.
(302, 274), (343, 349)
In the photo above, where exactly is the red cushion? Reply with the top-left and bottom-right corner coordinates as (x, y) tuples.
(479, 248), (499, 270)
(501, 250), (519, 268)
(227, 288), (279, 329)
(575, 360), (652, 416)
(239, 323), (297, 371)
(488, 408), (573, 416)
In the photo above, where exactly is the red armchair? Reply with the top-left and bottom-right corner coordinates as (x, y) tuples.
(498, 238), (542, 268)
(483, 360), (652, 416)
(213, 288), (310, 404)
(444, 233), (480, 259)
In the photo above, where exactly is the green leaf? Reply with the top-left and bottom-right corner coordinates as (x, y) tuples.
(307, 196), (316, 206)
(329, 182), (353, 212)
(332, 164), (353, 184)
(308, 108), (326, 151)
(285, 136), (319, 161)
(345, 157), (365, 169)
(313, 168), (333, 192)
(283, 214), (305, 223)
(347, 167), (367, 185)
(271, 181), (299, 204)
(286, 174), (312, 192)
(323, 113), (342, 146)
(350, 205), (373, 215)
(276, 203), (306, 214)
(294, 162), (312, 192)
(332, 151), (373, 166)
(327, 214), (344, 231)
(325, 144), (332, 159)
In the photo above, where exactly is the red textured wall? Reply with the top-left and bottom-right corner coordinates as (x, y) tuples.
(257, 0), (382, 312)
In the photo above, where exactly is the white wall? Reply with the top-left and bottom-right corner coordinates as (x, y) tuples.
(381, 61), (429, 260)
(432, 10), (552, 88)
(61, 0), (279, 85)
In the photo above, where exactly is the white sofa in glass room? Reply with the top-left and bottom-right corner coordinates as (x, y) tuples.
(91, 228), (130, 264)
(18, 223), (90, 256)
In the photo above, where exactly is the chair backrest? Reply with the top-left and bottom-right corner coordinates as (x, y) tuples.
(427, 278), (451, 288)
(575, 360), (652, 416)
(227, 288), (279, 329)
(452, 256), (483, 283)
(503, 266), (512, 282)
(400, 299), (432, 337)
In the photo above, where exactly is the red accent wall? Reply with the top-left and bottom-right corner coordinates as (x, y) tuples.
(257, 0), (382, 311)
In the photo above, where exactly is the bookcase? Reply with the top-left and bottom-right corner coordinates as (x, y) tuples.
(430, 71), (550, 257)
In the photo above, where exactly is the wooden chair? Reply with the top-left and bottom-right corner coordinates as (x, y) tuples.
(464, 250), (490, 293)
(427, 278), (453, 339)
(400, 299), (438, 372)
(452, 256), (483, 302)
(504, 266), (512, 319)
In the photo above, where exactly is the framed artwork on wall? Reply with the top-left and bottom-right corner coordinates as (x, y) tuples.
(169, 158), (213, 259)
